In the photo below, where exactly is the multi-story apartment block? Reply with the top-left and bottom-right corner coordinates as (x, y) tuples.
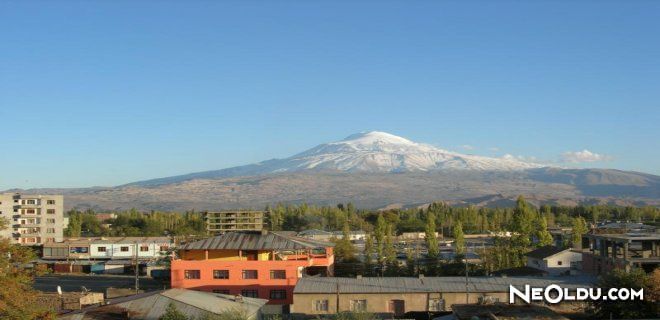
(0, 193), (64, 245)
(171, 231), (334, 311)
(204, 211), (265, 234)
(583, 232), (659, 275)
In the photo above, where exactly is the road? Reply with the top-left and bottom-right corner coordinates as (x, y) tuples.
(34, 274), (167, 293)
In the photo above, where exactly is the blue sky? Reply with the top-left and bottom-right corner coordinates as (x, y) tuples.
(1, 1), (659, 189)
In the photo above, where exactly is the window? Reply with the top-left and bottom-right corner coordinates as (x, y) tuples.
(97, 246), (107, 252)
(350, 300), (367, 312)
(557, 261), (563, 266)
(160, 245), (169, 252)
(47, 219), (55, 224)
(270, 270), (286, 279)
(120, 246), (129, 252)
(46, 228), (55, 233)
(242, 270), (258, 279)
(241, 290), (258, 298)
(47, 200), (56, 205)
(213, 270), (229, 279)
(184, 270), (201, 279)
(313, 300), (329, 312)
(270, 290), (286, 300)
(25, 199), (36, 205)
(140, 246), (149, 252)
(25, 209), (36, 214)
(428, 299), (445, 312)
(47, 209), (56, 214)
(213, 289), (230, 294)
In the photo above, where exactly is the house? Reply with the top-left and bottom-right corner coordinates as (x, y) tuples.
(170, 231), (334, 313)
(525, 246), (582, 276)
(291, 276), (593, 316)
(58, 288), (268, 320)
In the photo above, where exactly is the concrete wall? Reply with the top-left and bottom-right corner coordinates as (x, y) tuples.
(292, 291), (510, 314)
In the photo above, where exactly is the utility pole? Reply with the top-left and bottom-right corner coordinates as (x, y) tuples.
(465, 243), (469, 304)
(134, 242), (139, 294)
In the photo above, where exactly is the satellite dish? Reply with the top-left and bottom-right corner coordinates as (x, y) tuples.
(57, 286), (62, 295)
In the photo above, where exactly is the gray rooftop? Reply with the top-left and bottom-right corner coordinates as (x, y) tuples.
(180, 231), (334, 250)
(294, 276), (595, 294)
(60, 288), (267, 320)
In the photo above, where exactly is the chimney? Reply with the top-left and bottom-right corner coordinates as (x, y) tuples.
(261, 229), (268, 235)
(356, 275), (362, 279)
(418, 274), (424, 279)
(234, 295), (243, 302)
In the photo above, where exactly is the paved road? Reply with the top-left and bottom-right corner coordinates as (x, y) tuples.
(34, 274), (167, 293)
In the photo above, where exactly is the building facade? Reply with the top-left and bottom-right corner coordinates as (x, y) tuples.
(525, 246), (582, 276)
(291, 276), (593, 316)
(205, 211), (265, 234)
(0, 193), (64, 245)
(170, 231), (334, 309)
(583, 232), (659, 275)
(42, 237), (173, 260)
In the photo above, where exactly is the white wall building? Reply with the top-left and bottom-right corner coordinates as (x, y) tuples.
(0, 193), (64, 245)
(43, 237), (173, 260)
(525, 245), (582, 276)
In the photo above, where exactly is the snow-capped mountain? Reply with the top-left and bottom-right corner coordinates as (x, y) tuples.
(283, 131), (543, 172)
(128, 131), (545, 187)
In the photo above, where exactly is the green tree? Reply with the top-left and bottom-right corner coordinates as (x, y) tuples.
(160, 302), (188, 320)
(453, 220), (465, 256)
(425, 211), (439, 259)
(592, 269), (657, 319)
(571, 216), (588, 249)
(334, 223), (357, 262)
(536, 216), (554, 247)
(374, 214), (387, 264)
(0, 218), (55, 319)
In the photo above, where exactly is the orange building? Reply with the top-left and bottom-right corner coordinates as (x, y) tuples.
(171, 231), (334, 309)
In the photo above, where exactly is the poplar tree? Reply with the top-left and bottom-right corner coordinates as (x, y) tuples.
(425, 211), (439, 259)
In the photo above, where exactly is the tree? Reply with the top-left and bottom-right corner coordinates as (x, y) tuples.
(0, 218), (55, 319)
(363, 234), (375, 275)
(425, 211), (439, 259)
(453, 220), (465, 256)
(571, 217), (588, 249)
(592, 269), (657, 319)
(160, 302), (188, 320)
(374, 214), (387, 264)
(536, 216), (554, 247)
(334, 223), (356, 262)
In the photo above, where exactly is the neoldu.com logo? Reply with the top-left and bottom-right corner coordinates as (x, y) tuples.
(509, 284), (644, 304)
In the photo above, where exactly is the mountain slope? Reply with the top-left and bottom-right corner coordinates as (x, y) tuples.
(128, 131), (543, 187)
(7, 131), (660, 210)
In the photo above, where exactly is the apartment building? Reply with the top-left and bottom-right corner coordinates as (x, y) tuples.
(204, 211), (265, 234)
(171, 231), (334, 312)
(0, 193), (64, 245)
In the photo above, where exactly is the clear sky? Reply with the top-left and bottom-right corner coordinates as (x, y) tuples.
(1, 1), (659, 189)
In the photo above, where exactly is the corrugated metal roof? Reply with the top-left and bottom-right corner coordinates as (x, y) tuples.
(59, 288), (268, 320)
(180, 232), (334, 250)
(294, 276), (595, 294)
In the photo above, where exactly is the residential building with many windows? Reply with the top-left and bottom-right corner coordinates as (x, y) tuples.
(204, 211), (265, 234)
(0, 193), (64, 245)
(170, 231), (334, 312)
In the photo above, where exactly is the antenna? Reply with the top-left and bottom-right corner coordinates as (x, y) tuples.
(57, 286), (62, 295)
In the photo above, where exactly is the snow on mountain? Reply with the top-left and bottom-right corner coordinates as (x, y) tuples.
(267, 131), (543, 173)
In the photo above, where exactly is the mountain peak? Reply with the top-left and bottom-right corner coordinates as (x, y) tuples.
(341, 131), (415, 145)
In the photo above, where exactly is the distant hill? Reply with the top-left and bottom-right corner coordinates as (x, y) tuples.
(7, 132), (660, 211)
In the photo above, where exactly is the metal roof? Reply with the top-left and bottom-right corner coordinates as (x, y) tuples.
(180, 231), (334, 250)
(59, 288), (267, 320)
(46, 237), (172, 247)
(525, 246), (567, 259)
(293, 276), (595, 294)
